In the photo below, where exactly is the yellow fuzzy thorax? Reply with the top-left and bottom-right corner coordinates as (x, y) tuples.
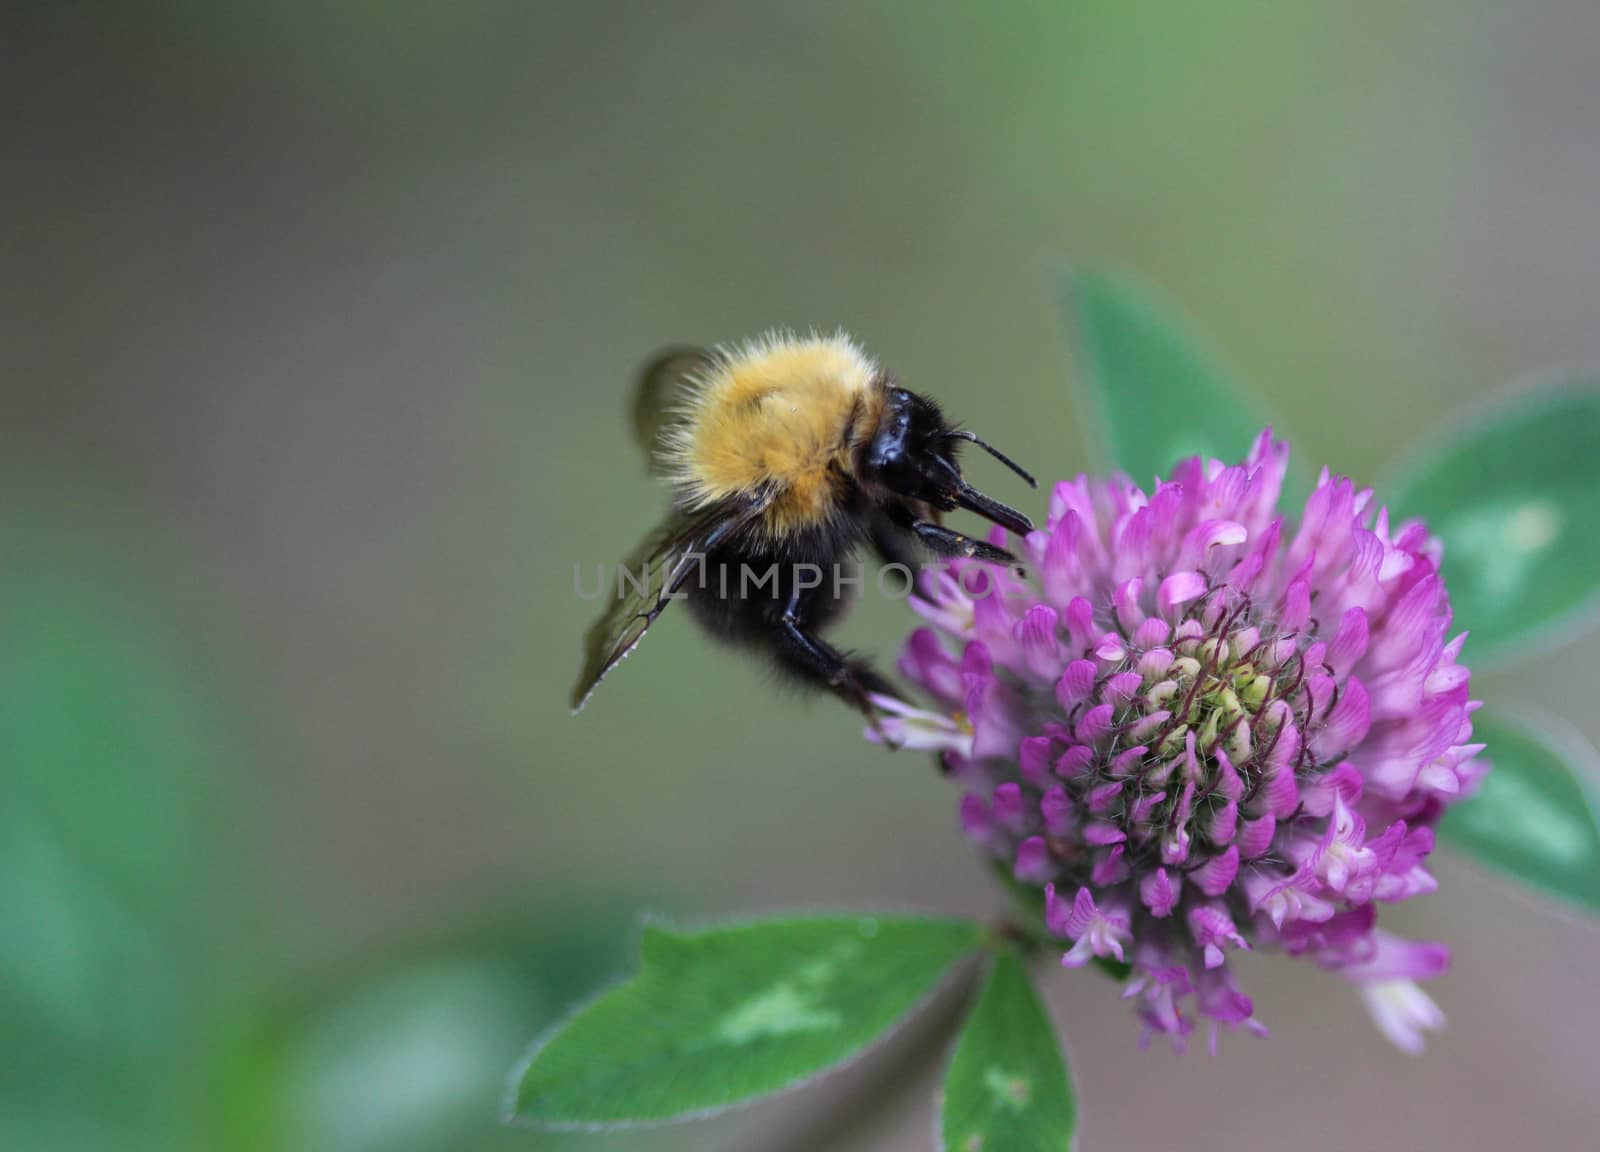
(663, 332), (884, 536)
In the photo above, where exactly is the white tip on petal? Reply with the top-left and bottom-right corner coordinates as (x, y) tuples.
(864, 698), (974, 755)
(1359, 980), (1447, 1054)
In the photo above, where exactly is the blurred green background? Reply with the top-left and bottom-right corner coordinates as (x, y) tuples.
(5, 3), (1599, 1149)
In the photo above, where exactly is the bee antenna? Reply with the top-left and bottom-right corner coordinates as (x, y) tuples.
(947, 430), (1038, 489)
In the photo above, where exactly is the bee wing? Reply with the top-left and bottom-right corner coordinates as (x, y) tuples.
(570, 494), (769, 713)
(630, 345), (712, 470)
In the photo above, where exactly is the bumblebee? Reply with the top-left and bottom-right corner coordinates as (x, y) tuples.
(571, 331), (1037, 721)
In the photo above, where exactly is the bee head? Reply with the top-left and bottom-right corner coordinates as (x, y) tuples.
(861, 387), (1037, 535)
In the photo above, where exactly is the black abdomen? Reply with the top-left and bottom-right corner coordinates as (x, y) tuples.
(686, 517), (864, 646)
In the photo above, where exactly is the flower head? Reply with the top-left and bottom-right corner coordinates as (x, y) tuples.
(885, 431), (1484, 1051)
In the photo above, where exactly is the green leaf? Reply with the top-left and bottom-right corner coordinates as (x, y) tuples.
(1387, 380), (1600, 663)
(940, 949), (1076, 1152)
(1441, 709), (1600, 913)
(508, 914), (982, 1128)
(1062, 269), (1289, 486)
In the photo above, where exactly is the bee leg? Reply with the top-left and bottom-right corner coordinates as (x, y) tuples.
(909, 520), (1024, 575)
(866, 504), (927, 572)
(775, 590), (902, 742)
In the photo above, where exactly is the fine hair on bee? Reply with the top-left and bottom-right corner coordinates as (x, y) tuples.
(572, 330), (1038, 730)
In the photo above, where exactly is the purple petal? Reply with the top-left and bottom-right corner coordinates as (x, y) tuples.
(1055, 659), (1098, 709)
(1191, 844), (1240, 897)
(1018, 736), (1054, 787)
(1084, 820), (1127, 846)
(1014, 836), (1055, 883)
(1041, 785), (1073, 837)
(1092, 844), (1129, 886)
(1158, 570), (1208, 617)
(1139, 867), (1180, 917)
(1054, 744), (1094, 779)
(992, 782), (1027, 831)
